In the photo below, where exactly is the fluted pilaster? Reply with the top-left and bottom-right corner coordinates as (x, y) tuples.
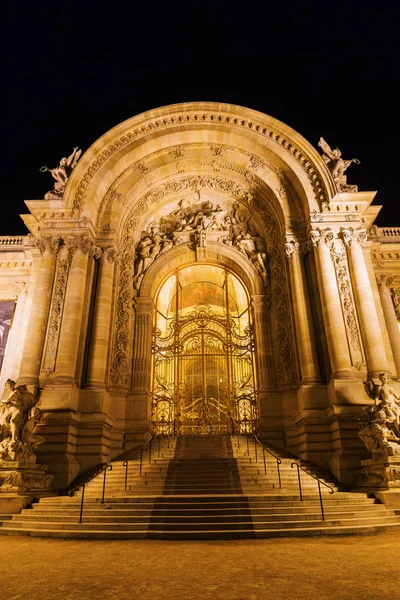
(52, 237), (92, 383)
(18, 237), (59, 386)
(85, 247), (118, 388)
(311, 229), (353, 378)
(285, 239), (321, 383)
(376, 274), (400, 378)
(342, 228), (388, 378)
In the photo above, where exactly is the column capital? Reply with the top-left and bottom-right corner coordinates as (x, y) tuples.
(63, 235), (94, 254)
(251, 294), (271, 311)
(133, 297), (155, 314)
(284, 239), (300, 259)
(376, 274), (394, 289)
(102, 246), (119, 264)
(340, 227), (368, 248)
(13, 281), (28, 298)
(309, 228), (334, 249)
(35, 236), (61, 254)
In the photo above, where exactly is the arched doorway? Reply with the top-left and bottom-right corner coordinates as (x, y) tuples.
(151, 264), (257, 435)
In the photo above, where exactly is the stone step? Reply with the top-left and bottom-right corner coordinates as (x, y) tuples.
(1, 522), (400, 539)
(14, 509), (396, 523)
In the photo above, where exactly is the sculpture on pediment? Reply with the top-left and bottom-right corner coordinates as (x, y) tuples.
(40, 147), (82, 200)
(318, 137), (360, 193)
(132, 199), (268, 289)
(359, 374), (400, 457)
(0, 379), (45, 461)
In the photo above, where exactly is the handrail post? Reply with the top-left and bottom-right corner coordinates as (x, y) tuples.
(318, 481), (325, 520)
(79, 484), (85, 523)
(254, 436), (258, 462)
(158, 435), (161, 458)
(123, 461), (128, 491)
(101, 465), (112, 504)
(246, 435), (249, 456)
(277, 460), (282, 489)
(291, 463), (303, 501)
(263, 447), (267, 475)
(139, 449), (143, 476)
(148, 439), (152, 464)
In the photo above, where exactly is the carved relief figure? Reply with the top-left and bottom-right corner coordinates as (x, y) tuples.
(318, 137), (360, 193)
(41, 147), (82, 200)
(0, 379), (45, 460)
(132, 199), (268, 289)
(360, 374), (400, 456)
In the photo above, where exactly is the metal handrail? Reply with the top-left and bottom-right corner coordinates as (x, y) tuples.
(64, 435), (155, 523)
(122, 434), (157, 491)
(77, 464), (113, 523)
(290, 462), (334, 520)
(229, 416), (282, 488)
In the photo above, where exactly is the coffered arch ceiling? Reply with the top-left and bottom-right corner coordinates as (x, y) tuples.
(63, 102), (336, 243)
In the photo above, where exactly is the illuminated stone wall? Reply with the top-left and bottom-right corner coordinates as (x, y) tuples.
(0, 102), (399, 488)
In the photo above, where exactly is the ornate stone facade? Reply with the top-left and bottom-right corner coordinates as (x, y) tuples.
(0, 102), (399, 493)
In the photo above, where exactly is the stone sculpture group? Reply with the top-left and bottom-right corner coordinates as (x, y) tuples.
(0, 379), (45, 461)
(360, 373), (400, 457)
(133, 199), (268, 289)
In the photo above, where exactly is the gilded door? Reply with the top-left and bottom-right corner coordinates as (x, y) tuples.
(151, 265), (257, 435)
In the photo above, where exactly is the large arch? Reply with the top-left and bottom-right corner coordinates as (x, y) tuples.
(14, 101), (392, 489)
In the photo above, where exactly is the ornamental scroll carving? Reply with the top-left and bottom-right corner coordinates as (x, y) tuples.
(74, 111), (327, 216)
(251, 198), (298, 388)
(329, 238), (364, 364)
(41, 244), (73, 374)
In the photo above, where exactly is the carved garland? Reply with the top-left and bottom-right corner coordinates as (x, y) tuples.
(73, 112), (327, 215)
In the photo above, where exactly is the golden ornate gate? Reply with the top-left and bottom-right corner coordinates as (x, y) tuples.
(151, 265), (257, 435)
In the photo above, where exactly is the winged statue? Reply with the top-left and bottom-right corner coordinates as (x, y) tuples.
(318, 137), (360, 193)
(40, 147), (82, 200)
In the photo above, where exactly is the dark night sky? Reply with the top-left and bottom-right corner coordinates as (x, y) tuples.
(1, 1), (397, 235)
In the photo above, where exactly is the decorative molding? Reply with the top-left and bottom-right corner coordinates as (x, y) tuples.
(73, 114), (327, 216)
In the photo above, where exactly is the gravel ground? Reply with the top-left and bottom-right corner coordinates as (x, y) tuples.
(1, 531), (399, 600)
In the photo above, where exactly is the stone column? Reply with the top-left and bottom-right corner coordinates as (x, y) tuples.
(311, 229), (353, 378)
(18, 237), (59, 387)
(377, 275), (400, 378)
(53, 237), (92, 383)
(132, 298), (154, 392)
(342, 229), (389, 378)
(85, 247), (118, 389)
(251, 295), (274, 391)
(285, 239), (321, 383)
(129, 297), (155, 429)
(0, 282), (28, 390)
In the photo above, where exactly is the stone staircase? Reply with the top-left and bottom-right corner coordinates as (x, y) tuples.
(1, 435), (400, 539)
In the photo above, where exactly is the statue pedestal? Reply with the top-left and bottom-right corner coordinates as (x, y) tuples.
(357, 454), (400, 490)
(0, 459), (53, 493)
